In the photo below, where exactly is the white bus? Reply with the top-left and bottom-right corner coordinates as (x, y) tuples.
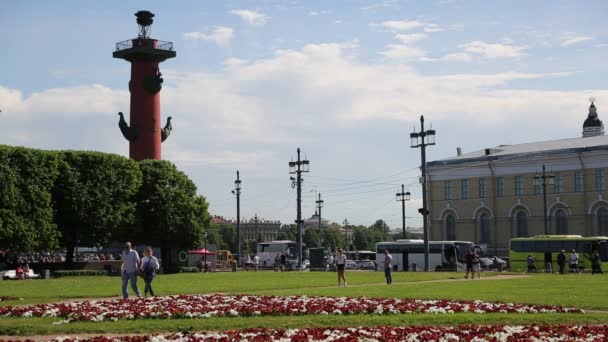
(257, 240), (298, 269)
(375, 240), (474, 272)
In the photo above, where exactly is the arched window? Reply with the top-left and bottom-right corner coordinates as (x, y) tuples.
(516, 211), (528, 237)
(555, 209), (568, 234)
(598, 207), (608, 236)
(446, 215), (456, 240)
(479, 213), (490, 243)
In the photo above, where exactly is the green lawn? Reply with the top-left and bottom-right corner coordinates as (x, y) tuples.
(0, 271), (605, 336)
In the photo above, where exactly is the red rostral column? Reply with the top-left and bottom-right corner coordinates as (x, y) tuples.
(114, 11), (176, 160)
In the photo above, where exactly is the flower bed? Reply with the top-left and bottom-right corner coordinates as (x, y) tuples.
(46, 325), (608, 341)
(0, 294), (582, 322)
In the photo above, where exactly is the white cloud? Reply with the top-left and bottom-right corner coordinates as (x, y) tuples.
(395, 33), (427, 44)
(370, 20), (444, 33)
(183, 27), (234, 46)
(308, 10), (330, 16)
(379, 44), (426, 60)
(420, 52), (472, 62)
(229, 9), (268, 26)
(560, 33), (593, 47)
(461, 40), (527, 59)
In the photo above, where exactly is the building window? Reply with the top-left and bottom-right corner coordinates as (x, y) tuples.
(444, 181), (453, 200)
(555, 174), (563, 194)
(575, 171), (584, 192)
(514, 176), (524, 196)
(534, 181), (542, 195)
(516, 211), (528, 237)
(446, 215), (456, 240)
(461, 179), (469, 199)
(479, 213), (490, 243)
(479, 178), (487, 198)
(596, 169), (605, 192)
(555, 209), (568, 234)
(496, 177), (504, 197)
(598, 207), (608, 236)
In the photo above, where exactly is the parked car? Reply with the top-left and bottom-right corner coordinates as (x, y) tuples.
(358, 260), (377, 270)
(479, 257), (507, 271)
(345, 260), (358, 270)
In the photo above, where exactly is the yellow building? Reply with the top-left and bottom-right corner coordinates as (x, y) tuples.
(427, 101), (608, 256)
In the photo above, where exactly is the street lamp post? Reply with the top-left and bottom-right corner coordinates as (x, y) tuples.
(203, 231), (208, 272)
(232, 171), (242, 267)
(396, 184), (411, 239)
(534, 164), (556, 235)
(316, 193), (324, 230)
(289, 148), (310, 269)
(410, 115), (436, 271)
(254, 213), (259, 250)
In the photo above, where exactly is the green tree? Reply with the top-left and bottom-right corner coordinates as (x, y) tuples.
(133, 160), (210, 272)
(0, 146), (60, 252)
(52, 151), (142, 265)
(352, 226), (370, 250)
(303, 228), (320, 248)
(321, 227), (344, 251)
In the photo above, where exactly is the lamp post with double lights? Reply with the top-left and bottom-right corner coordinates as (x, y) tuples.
(410, 115), (436, 271)
(253, 213), (259, 250)
(316, 193), (324, 230)
(232, 171), (242, 267)
(203, 231), (208, 272)
(396, 184), (411, 239)
(289, 148), (310, 269)
(534, 164), (555, 235)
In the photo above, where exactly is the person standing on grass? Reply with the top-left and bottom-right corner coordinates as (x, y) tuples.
(591, 250), (603, 274)
(472, 251), (481, 279)
(141, 247), (160, 297)
(569, 250), (579, 273)
(464, 249), (474, 279)
(253, 254), (260, 271)
(383, 249), (392, 285)
(335, 248), (347, 287)
(121, 241), (141, 299)
(557, 250), (566, 274)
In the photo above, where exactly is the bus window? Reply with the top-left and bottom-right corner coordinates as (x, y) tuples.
(563, 241), (577, 252)
(599, 242), (608, 262)
(511, 241), (524, 252)
(534, 241), (549, 253)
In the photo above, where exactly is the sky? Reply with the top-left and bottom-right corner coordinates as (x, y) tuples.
(1, 0), (607, 231)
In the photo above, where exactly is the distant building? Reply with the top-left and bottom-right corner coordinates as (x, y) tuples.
(304, 211), (330, 230)
(211, 215), (282, 242)
(427, 100), (608, 256)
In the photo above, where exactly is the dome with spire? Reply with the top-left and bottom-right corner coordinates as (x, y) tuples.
(582, 98), (604, 137)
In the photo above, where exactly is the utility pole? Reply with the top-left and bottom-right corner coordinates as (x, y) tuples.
(410, 115), (436, 271)
(316, 193), (324, 230)
(289, 148), (310, 269)
(254, 213), (259, 250)
(232, 171), (242, 267)
(534, 164), (555, 235)
(396, 184), (411, 239)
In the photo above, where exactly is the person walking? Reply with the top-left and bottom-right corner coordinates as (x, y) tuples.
(121, 242), (141, 299)
(527, 255), (537, 273)
(557, 250), (566, 274)
(383, 249), (392, 285)
(569, 250), (579, 274)
(140, 247), (160, 297)
(280, 253), (286, 272)
(592, 250), (603, 274)
(253, 254), (260, 271)
(335, 248), (347, 287)
(328, 253), (335, 272)
(464, 249), (474, 279)
(472, 251), (481, 279)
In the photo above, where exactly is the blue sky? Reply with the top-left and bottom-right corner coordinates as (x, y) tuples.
(1, 0), (607, 230)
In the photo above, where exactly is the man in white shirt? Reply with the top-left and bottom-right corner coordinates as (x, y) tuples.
(121, 242), (141, 299)
(569, 250), (579, 274)
(253, 254), (260, 271)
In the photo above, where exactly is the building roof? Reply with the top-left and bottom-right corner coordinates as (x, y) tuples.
(429, 134), (608, 167)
